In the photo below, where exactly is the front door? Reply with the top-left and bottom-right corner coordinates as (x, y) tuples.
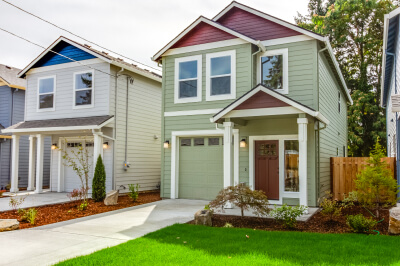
(255, 140), (279, 200)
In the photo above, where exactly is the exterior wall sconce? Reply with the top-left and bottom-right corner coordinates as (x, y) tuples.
(51, 143), (58, 150)
(240, 138), (246, 148)
(164, 140), (170, 148)
(103, 142), (109, 149)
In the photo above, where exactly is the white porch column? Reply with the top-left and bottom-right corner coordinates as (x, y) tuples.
(10, 135), (20, 193)
(223, 122), (234, 188)
(27, 135), (36, 191)
(93, 133), (103, 167)
(298, 118), (308, 207)
(57, 138), (64, 192)
(35, 134), (44, 194)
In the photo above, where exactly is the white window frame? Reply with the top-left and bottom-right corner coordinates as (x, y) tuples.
(206, 50), (236, 101)
(73, 70), (95, 109)
(257, 48), (289, 94)
(174, 55), (202, 104)
(37, 75), (56, 112)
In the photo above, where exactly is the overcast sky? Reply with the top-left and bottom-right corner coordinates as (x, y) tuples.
(0, 0), (309, 73)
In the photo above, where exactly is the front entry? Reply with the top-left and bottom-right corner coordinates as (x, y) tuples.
(255, 140), (279, 200)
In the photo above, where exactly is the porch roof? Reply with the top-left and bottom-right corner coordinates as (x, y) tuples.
(2, 115), (114, 134)
(211, 84), (330, 124)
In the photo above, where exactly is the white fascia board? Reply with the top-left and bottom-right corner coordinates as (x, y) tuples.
(152, 16), (257, 61)
(388, 7), (400, 19)
(324, 39), (353, 105)
(164, 109), (222, 117)
(18, 36), (111, 78)
(261, 35), (313, 47)
(212, 2), (325, 42)
(111, 61), (162, 83)
(223, 106), (301, 118)
(381, 14), (391, 107)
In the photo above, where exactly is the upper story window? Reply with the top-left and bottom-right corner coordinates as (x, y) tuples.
(258, 48), (288, 94)
(38, 76), (56, 111)
(174, 55), (202, 104)
(206, 50), (236, 101)
(74, 70), (94, 108)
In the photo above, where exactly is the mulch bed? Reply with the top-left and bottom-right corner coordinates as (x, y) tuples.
(189, 206), (391, 235)
(0, 191), (161, 230)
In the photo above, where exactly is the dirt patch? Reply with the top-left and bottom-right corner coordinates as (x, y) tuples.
(0, 191), (161, 230)
(188, 206), (390, 235)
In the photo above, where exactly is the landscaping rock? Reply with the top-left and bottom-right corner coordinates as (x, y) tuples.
(389, 207), (400, 235)
(0, 219), (19, 232)
(104, 190), (119, 206)
(194, 210), (212, 226)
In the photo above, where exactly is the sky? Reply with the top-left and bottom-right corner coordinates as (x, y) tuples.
(0, 0), (309, 73)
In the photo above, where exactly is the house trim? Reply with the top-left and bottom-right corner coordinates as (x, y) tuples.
(170, 129), (239, 199)
(164, 108), (222, 117)
(37, 75), (56, 112)
(174, 55), (203, 104)
(248, 134), (299, 205)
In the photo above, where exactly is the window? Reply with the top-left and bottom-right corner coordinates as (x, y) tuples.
(74, 70), (94, 108)
(38, 76), (55, 111)
(180, 138), (191, 146)
(194, 138), (204, 146)
(258, 48), (288, 94)
(174, 55), (202, 103)
(206, 50), (236, 101)
(208, 137), (220, 146)
(338, 92), (341, 113)
(284, 140), (299, 192)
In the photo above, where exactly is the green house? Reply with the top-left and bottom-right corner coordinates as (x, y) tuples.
(152, 2), (352, 207)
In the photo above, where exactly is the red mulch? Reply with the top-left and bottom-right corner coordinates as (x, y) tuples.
(190, 206), (391, 235)
(0, 191), (161, 230)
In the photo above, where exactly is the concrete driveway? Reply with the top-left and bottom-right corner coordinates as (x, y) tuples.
(0, 199), (208, 266)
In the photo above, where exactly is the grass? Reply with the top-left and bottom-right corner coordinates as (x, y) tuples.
(57, 224), (400, 265)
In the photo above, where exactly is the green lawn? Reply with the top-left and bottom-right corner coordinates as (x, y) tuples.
(58, 224), (400, 265)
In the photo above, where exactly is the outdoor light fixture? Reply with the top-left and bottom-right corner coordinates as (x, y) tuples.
(240, 138), (246, 148)
(51, 143), (58, 150)
(103, 142), (109, 149)
(164, 140), (170, 148)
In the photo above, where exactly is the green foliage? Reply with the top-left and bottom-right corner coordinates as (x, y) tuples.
(92, 155), (106, 202)
(270, 204), (307, 229)
(128, 184), (140, 202)
(341, 191), (358, 208)
(346, 214), (377, 233)
(296, 0), (400, 155)
(78, 200), (89, 211)
(18, 208), (38, 225)
(9, 195), (26, 212)
(223, 223), (234, 228)
(356, 139), (398, 217)
(319, 193), (342, 220)
(209, 183), (270, 217)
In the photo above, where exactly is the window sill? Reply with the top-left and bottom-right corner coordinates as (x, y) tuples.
(73, 105), (94, 110)
(206, 94), (235, 101)
(37, 108), (55, 112)
(174, 97), (202, 104)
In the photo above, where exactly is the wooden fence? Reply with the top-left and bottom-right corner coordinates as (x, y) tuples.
(330, 157), (396, 201)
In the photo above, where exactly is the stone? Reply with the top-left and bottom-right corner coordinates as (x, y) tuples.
(194, 209), (212, 226)
(0, 219), (19, 232)
(389, 207), (400, 235)
(104, 190), (119, 206)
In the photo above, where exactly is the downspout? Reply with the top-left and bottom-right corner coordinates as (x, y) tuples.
(251, 41), (266, 87)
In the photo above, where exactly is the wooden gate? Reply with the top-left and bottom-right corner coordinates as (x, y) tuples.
(330, 157), (396, 200)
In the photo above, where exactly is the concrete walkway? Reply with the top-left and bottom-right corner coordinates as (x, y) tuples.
(0, 199), (208, 266)
(0, 190), (70, 211)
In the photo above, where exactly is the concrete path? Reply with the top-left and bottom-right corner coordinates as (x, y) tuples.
(0, 190), (70, 211)
(0, 199), (207, 266)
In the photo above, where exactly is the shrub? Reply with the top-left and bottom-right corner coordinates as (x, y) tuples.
(319, 192), (341, 221)
(346, 214), (377, 233)
(128, 184), (140, 202)
(209, 183), (269, 217)
(18, 208), (38, 225)
(223, 223), (234, 228)
(270, 204), (306, 229)
(92, 155), (106, 202)
(67, 188), (85, 202)
(341, 191), (358, 208)
(78, 200), (89, 211)
(356, 139), (399, 218)
(9, 196), (26, 212)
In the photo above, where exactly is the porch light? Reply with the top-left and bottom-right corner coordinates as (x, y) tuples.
(164, 140), (170, 149)
(240, 138), (246, 148)
(103, 142), (109, 149)
(51, 143), (58, 150)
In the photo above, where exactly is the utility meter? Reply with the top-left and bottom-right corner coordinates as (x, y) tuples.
(123, 161), (130, 170)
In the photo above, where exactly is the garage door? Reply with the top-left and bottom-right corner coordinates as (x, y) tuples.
(64, 141), (94, 193)
(179, 137), (223, 200)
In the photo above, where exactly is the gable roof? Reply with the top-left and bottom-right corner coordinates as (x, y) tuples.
(0, 64), (25, 89)
(211, 84), (330, 125)
(19, 36), (161, 82)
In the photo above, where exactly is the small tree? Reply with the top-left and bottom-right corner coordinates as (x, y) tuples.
(356, 138), (399, 218)
(209, 183), (270, 217)
(92, 155), (106, 202)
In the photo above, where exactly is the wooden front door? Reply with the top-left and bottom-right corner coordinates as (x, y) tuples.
(255, 140), (279, 200)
